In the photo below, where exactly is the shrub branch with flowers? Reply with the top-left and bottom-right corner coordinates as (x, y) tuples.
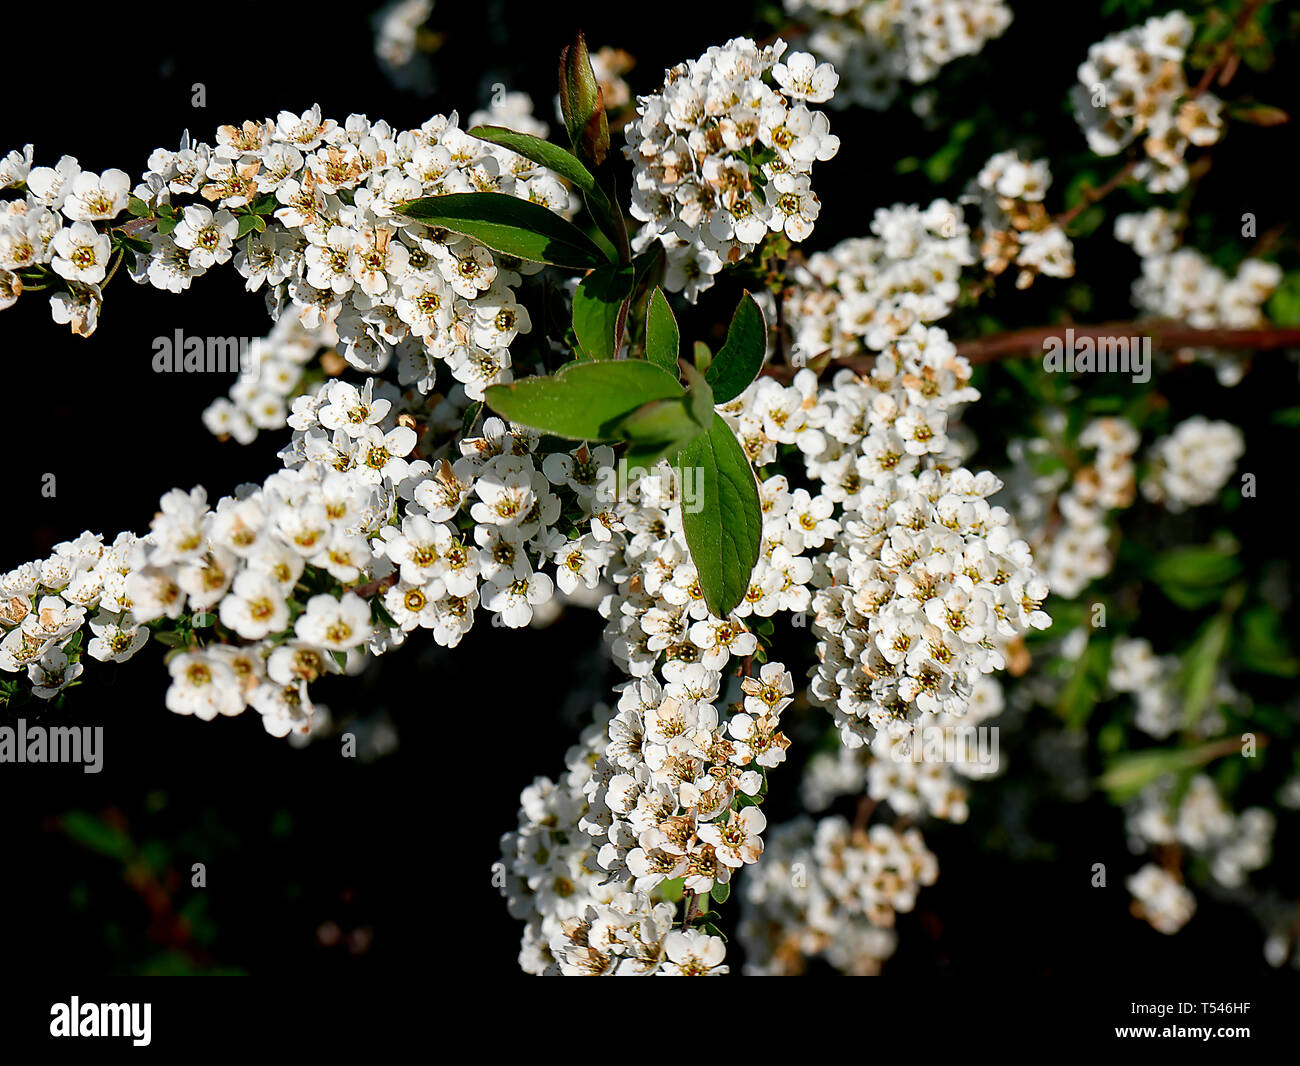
(2, 0), (1299, 977)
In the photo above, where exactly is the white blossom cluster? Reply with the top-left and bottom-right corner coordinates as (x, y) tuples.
(496, 707), (691, 975)
(764, 330), (1050, 748)
(1043, 416), (1138, 599)
(1128, 774), (1275, 897)
(783, 0), (1012, 110)
(782, 198), (974, 362)
(803, 675), (1003, 821)
(1, 532), (146, 698)
(201, 315), (325, 444)
(1126, 863), (1197, 935)
(1071, 11), (1224, 193)
(1108, 636), (1226, 739)
(625, 37), (840, 302)
(2, 104), (568, 402)
(497, 654), (793, 976)
(581, 661), (794, 897)
(737, 814), (936, 974)
(1140, 416), (1244, 512)
(0, 396), (663, 726)
(962, 151), (1075, 289)
(1116, 208), (1282, 386)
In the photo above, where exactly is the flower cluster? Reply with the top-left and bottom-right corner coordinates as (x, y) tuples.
(770, 328), (1050, 748)
(962, 151), (1074, 289)
(1108, 636), (1226, 739)
(582, 661), (794, 895)
(1116, 208), (1282, 385)
(3, 105), (571, 404)
(783, 198), (974, 362)
(1127, 774), (1275, 903)
(625, 37), (840, 301)
(737, 814), (936, 974)
(783, 0), (1012, 110)
(1140, 416), (1244, 512)
(1126, 863), (1197, 935)
(1, 532), (145, 698)
(1071, 11), (1223, 193)
(1044, 416), (1138, 599)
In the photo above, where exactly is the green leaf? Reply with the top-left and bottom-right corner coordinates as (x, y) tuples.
(609, 397), (706, 469)
(693, 341), (713, 375)
(677, 414), (763, 617)
(1099, 742), (1233, 803)
(681, 360), (715, 430)
(469, 125), (597, 197)
(705, 292), (766, 404)
(62, 811), (131, 860)
(1182, 613), (1231, 729)
(484, 359), (683, 440)
(1227, 101), (1290, 126)
(1235, 605), (1300, 677)
(396, 192), (609, 269)
(657, 877), (684, 903)
(156, 215), (178, 236)
(645, 288), (680, 374)
(236, 214), (260, 239)
(573, 262), (634, 360)
(127, 196), (151, 218)
(710, 880), (731, 905)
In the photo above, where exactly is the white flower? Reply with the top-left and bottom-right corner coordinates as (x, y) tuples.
(294, 593), (372, 650)
(50, 223), (111, 284)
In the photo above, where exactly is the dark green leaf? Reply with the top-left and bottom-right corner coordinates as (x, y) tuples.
(677, 414), (763, 617)
(645, 288), (680, 373)
(573, 263), (634, 360)
(469, 125), (597, 197)
(705, 292), (766, 403)
(396, 192), (609, 269)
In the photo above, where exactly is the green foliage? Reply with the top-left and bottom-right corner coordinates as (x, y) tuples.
(677, 414), (764, 618)
(704, 292), (767, 404)
(396, 192), (609, 269)
(572, 263), (634, 359)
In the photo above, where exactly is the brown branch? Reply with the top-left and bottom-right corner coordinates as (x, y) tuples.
(1190, 0), (1268, 98)
(761, 321), (1300, 380)
(1055, 159), (1139, 230)
(350, 572), (399, 600)
(955, 321), (1300, 365)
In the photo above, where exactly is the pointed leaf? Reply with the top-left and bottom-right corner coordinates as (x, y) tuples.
(677, 414), (762, 617)
(396, 192), (608, 269)
(681, 361), (715, 430)
(573, 263), (634, 360)
(645, 288), (680, 373)
(483, 360), (682, 440)
(705, 292), (767, 403)
(468, 125), (598, 195)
